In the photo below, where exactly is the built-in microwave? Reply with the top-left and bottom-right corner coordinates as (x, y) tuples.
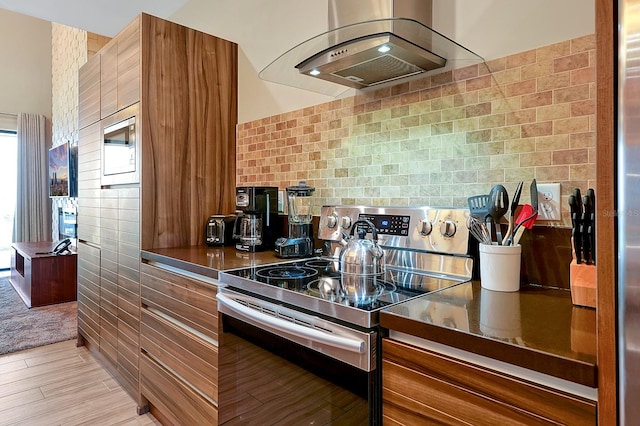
(101, 103), (140, 186)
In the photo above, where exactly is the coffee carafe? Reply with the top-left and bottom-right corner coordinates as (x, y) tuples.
(275, 181), (315, 258)
(233, 186), (279, 252)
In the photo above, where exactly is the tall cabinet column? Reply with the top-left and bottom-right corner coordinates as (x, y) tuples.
(77, 12), (238, 415)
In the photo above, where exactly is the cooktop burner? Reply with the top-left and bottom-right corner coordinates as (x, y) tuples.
(306, 277), (397, 308)
(221, 258), (465, 327)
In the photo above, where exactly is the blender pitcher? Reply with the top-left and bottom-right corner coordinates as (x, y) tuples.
(275, 181), (315, 258)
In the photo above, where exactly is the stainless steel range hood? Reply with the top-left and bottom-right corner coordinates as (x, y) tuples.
(259, 0), (484, 97)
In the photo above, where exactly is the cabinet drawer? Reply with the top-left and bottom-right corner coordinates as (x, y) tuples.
(141, 351), (218, 425)
(140, 263), (218, 341)
(141, 309), (218, 402)
(382, 339), (596, 425)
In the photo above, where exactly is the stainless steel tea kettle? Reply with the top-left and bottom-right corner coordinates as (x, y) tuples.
(339, 220), (385, 275)
(339, 220), (385, 304)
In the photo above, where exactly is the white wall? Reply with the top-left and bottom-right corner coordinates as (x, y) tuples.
(0, 9), (52, 124)
(170, 0), (594, 124)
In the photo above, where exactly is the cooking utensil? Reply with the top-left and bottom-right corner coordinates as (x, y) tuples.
(502, 181), (523, 245)
(339, 219), (385, 303)
(467, 215), (492, 245)
(530, 179), (539, 214)
(511, 204), (538, 245)
(572, 188), (583, 263)
(487, 185), (509, 244)
(468, 194), (490, 219)
(504, 204), (536, 246)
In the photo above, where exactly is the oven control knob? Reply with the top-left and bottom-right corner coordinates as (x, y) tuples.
(440, 220), (457, 238)
(341, 216), (352, 230)
(419, 220), (432, 236)
(326, 213), (339, 229)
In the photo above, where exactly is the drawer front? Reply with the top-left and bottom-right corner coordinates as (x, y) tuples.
(140, 353), (218, 425)
(140, 263), (218, 341)
(141, 309), (218, 402)
(382, 339), (596, 425)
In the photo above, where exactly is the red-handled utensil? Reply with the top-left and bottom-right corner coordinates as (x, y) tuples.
(505, 204), (537, 245)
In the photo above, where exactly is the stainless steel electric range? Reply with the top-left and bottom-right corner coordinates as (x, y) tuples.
(217, 206), (473, 425)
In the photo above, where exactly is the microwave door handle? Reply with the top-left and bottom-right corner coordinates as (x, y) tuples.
(217, 293), (364, 354)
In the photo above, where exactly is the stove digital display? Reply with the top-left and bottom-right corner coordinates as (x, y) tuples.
(358, 214), (411, 236)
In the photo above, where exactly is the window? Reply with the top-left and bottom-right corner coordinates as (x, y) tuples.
(0, 130), (17, 270)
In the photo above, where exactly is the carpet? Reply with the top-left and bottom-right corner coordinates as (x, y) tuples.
(0, 277), (77, 355)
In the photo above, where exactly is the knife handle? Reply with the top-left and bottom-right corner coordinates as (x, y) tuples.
(582, 195), (592, 264)
(587, 188), (596, 264)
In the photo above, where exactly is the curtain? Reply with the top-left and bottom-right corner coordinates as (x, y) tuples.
(14, 113), (51, 242)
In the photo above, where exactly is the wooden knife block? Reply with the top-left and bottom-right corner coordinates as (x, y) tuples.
(570, 260), (596, 309)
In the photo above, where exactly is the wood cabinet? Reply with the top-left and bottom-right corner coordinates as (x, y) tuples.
(77, 121), (101, 244)
(139, 262), (219, 424)
(382, 338), (596, 425)
(78, 54), (101, 129)
(101, 16), (140, 119)
(100, 186), (141, 395)
(139, 14), (238, 249)
(9, 242), (77, 308)
(77, 12), (237, 412)
(77, 241), (100, 348)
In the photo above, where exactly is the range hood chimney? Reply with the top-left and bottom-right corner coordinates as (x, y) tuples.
(260, 0), (484, 97)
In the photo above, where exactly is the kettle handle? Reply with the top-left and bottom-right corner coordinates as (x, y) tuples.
(350, 219), (378, 242)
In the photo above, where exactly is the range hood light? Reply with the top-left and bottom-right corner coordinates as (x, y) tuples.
(309, 69), (321, 76)
(377, 44), (392, 53)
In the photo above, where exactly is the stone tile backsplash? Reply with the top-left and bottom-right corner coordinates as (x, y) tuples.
(237, 35), (596, 225)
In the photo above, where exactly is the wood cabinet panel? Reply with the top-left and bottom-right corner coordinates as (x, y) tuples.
(77, 122), (101, 244)
(382, 339), (596, 425)
(77, 241), (100, 347)
(140, 263), (218, 340)
(116, 16), (140, 111)
(77, 13), (236, 414)
(100, 40), (118, 118)
(140, 14), (238, 249)
(140, 354), (218, 426)
(78, 53), (101, 129)
(141, 309), (218, 402)
(139, 262), (220, 421)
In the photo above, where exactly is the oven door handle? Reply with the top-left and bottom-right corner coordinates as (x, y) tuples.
(217, 293), (365, 354)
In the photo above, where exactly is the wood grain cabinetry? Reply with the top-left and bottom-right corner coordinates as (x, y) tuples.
(78, 54), (101, 129)
(139, 14), (238, 249)
(77, 121), (101, 244)
(77, 12), (237, 415)
(101, 16), (140, 119)
(100, 187), (141, 395)
(9, 242), (77, 308)
(139, 262), (219, 424)
(382, 338), (596, 425)
(77, 241), (100, 348)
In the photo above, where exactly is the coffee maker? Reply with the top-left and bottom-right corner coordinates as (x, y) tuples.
(275, 181), (315, 258)
(233, 186), (280, 252)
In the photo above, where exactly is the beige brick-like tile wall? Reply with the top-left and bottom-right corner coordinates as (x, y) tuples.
(237, 34), (596, 226)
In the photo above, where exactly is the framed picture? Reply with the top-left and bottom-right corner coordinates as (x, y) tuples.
(49, 142), (70, 198)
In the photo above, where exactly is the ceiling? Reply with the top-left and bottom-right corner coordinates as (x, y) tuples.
(0, 0), (189, 37)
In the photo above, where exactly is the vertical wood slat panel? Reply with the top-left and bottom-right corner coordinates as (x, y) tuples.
(595, 1), (616, 425)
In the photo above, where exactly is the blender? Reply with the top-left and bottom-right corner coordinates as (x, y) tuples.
(275, 181), (315, 258)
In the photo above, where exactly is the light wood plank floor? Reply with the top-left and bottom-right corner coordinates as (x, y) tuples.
(0, 340), (160, 426)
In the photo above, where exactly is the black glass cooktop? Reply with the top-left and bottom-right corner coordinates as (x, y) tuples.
(221, 258), (464, 316)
